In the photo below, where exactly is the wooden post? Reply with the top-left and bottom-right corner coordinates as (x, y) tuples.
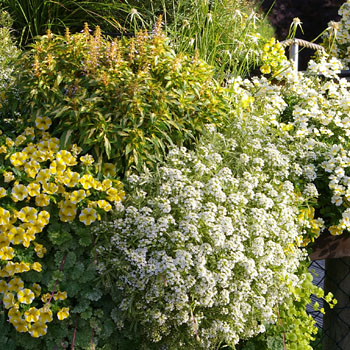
(289, 40), (299, 71)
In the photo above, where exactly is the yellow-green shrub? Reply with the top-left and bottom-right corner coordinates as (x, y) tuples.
(9, 23), (230, 177)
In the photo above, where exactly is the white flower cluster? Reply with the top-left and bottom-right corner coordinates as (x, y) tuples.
(95, 100), (311, 348)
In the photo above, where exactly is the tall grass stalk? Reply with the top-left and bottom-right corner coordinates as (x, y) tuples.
(0, 0), (132, 46)
(125, 0), (274, 80)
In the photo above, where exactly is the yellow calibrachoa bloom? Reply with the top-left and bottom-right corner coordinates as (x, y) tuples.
(17, 288), (35, 304)
(0, 207), (11, 225)
(35, 116), (52, 131)
(29, 321), (47, 337)
(79, 207), (98, 225)
(24, 307), (40, 322)
(0, 246), (15, 260)
(57, 307), (70, 320)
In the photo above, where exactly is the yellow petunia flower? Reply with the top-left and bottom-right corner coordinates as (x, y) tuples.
(31, 262), (42, 272)
(0, 246), (15, 260)
(17, 288), (35, 304)
(0, 207), (11, 225)
(3, 171), (15, 183)
(79, 207), (97, 225)
(24, 307), (40, 323)
(35, 116), (52, 131)
(35, 193), (50, 207)
(57, 307), (69, 320)
(27, 183), (41, 197)
(11, 184), (29, 202)
(0, 187), (7, 198)
(8, 277), (24, 292)
(28, 321), (47, 337)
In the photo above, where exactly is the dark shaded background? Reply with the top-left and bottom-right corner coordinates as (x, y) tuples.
(258, 0), (346, 69)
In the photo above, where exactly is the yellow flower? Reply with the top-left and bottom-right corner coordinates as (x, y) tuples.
(106, 187), (125, 202)
(97, 199), (112, 212)
(0, 207), (11, 225)
(42, 182), (58, 194)
(36, 169), (51, 184)
(35, 193), (50, 207)
(0, 187), (6, 198)
(101, 179), (112, 190)
(41, 293), (51, 303)
(329, 225), (343, 236)
(71, 144), (82, 155)
(0, 233), (10, 248)
(31, 262), (42, 272)
(80, 154), (94, 165)
(0, 145), (7, 153)
(28, 321), (47, 337)
(3, 292), (16, 309)
(34, 242), (47, 258)
(17, 288), (35, 304)
(17, 206), (38, 223)
(8, 277), (24, 292)
(35, 116), (52, 131)
(59, 200), (77, 219)
(5, 137), (14, 147)
(49, 159), (66, 175)
(39, 306), (53, 323)
(0, 279), (8, 293)
(260, 64), (271, 74)
(15, 262), (30, 273)
(9, 226), (25, 245)
(57, 307), (70, 320)
(32, 283), (41, 297)
(3, 261), (17, 276)
(62, 169), (80, 187)
(0, 246), (15, 260)
(10, 152), (28, 167)
(24, 307), (40, 322)
(3, 171), (15, 183)
(79, 207), (98, 225)
(103, 163), (116, 176)
(15, 135), (26, 146)
(53, 290), (67, 301)
(11, 184), (29, 202)
(79, 174), (95, 189)
(56, 150), (77, 166)
(24, 160), (41, 178)
(38, 211), (50, 225)
(27, 183), (41, 197)
(24, 127), (35, 138)
(69, 189), (86, 204)
(13, 318), (29, 333)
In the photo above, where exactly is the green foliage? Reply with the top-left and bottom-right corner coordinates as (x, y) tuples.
(9, 24), (229, 177)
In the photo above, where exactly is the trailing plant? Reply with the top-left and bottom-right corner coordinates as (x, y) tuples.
(7, 23), (230, 177)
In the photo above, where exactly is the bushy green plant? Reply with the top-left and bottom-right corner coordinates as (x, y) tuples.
(8, 23), (230, 177)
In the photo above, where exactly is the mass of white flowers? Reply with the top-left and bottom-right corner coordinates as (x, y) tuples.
(94, 85), (316, 348)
